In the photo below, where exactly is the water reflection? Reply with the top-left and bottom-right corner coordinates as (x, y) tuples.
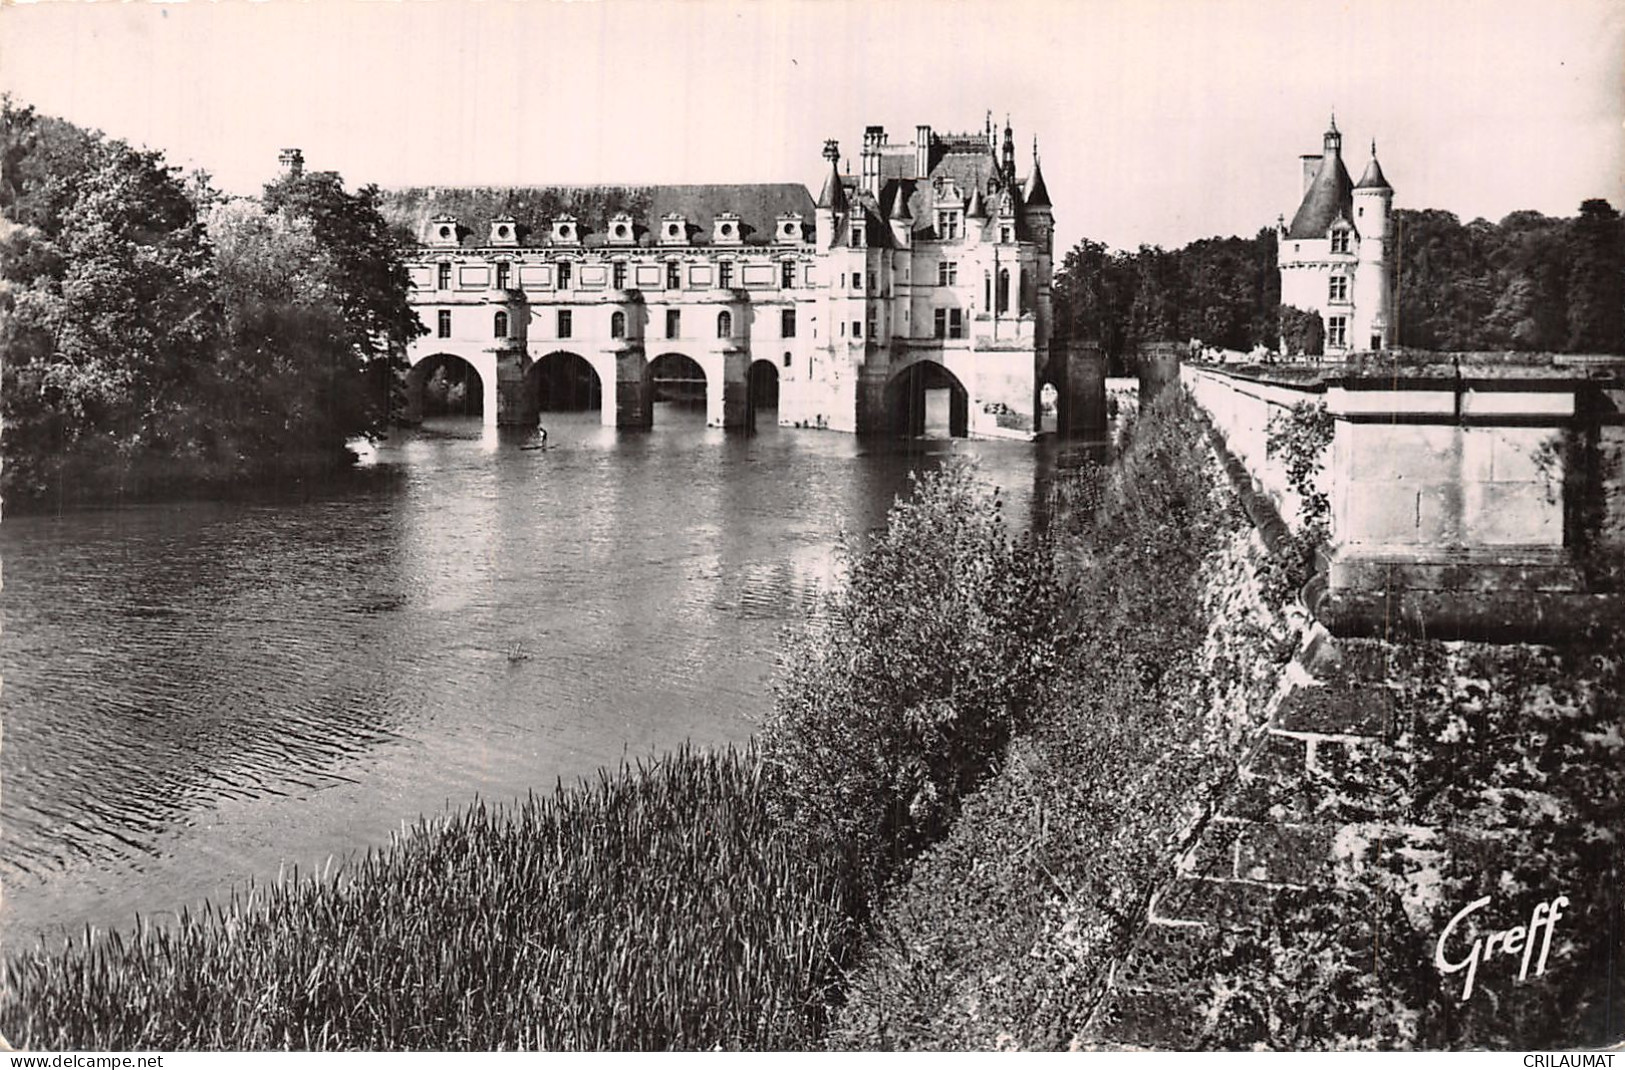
(0, 409), (1087, 949)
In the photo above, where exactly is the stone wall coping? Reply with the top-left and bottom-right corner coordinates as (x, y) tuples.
(1189, 351), (1625, 393)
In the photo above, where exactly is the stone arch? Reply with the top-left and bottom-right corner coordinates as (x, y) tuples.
(647, 352), (708, 420)
(884, 360), (969, 438)
(405, 352), (487, 422)
(527, 350), (603, 415)
(746, 359), (779, 432)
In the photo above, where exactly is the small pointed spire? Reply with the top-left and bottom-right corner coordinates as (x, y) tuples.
(817, 139), (848, 211)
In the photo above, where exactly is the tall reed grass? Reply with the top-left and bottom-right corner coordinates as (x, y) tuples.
(1, 746), (858, 1050)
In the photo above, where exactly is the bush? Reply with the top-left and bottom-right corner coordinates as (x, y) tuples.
(827, 386), (1257, 1049)
(759, 460), (1070, 905)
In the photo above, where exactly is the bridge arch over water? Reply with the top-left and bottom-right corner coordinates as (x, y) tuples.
(746, 360), (779, 432)
(528, 350), (603, 414)
(405, 351), (495, 422)
(884, 359), (969, 438)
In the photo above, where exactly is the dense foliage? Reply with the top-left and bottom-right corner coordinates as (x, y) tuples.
(0, 99), (420, 510)
(1053, 203), (1625, 364)
(760, 464), (1069, 905)
(827, 387), (1261, 1048)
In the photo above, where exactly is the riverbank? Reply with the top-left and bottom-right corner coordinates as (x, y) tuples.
(1, 445), (376, 517)
(0, 387), (1218, 1050)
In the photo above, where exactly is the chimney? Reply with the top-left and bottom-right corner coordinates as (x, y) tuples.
(915, 124), (931, 178)
(861, 125), (885, 198)
(1299, 154), (1320, 195)
(278, 148), (305, 180)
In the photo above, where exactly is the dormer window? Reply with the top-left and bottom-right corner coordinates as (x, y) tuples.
(1330, 228), (1351, 255)
(428, 214), (460, 248)
(1000, 224), (1013, 244)
(851, 221), (866, 247)
(608, 212), (636, 245)
(494, 261), (511, 290)
(552, 215), (580, 246)
(937, 211), (960, 240)
(714, 212), (742, 246)
(775, 213), (803, 244)
(489, 215), (519, 248)
(660, 213), (687, 245)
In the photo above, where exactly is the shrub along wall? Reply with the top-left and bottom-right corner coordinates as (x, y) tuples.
(823, 385), (1310, 1049)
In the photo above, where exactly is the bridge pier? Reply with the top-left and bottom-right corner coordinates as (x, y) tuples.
(613, 347), (651, 429)
(1048, 341), (1108, 438)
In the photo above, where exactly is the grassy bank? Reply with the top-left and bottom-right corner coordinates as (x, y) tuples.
(1, 385), (1242, 1051)
(1, 748), (858, 1050)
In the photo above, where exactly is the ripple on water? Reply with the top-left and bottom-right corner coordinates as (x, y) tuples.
(0, 412), (1058, 947)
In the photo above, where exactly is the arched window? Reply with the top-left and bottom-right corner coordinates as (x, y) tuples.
(610, 310), (626, 339)
(494, 310), (509, 338)
(996, 269), (1010, 314)
(717, 310), (732, 338)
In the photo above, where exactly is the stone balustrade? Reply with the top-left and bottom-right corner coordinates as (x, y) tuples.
(1183, 352), (1624, 640)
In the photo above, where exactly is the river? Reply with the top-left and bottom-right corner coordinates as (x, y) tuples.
(0, 408), (1087, 953)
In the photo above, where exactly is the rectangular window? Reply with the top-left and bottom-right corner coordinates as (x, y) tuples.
(496, 262), (510, 289)
(718, 261), (733, 289)
(942, 213), (959, 240)
(853, 270), (864, 291)
(1000, 225), (1013, 244)
(613, 261), (627, 290)
(781, 260), (796, 288)
(557, 261), (571, 290)
(781, 309), (796, 338)
(938, 261), (958, 286)
(1328, 316), (1348, 349)
(666, 262), (681, 290)
(437, 309), (451, 338)
(949, 308), (963, 339)
(1329, 276), (1348, 302)
(666, 309), (681, 339)
(1330, 230), (1350, 254)
(437, 262), (451, 290)
(934, 308), (947, 339)
(852, 320), (862, 339)
(557, 310), (572, 339)
(851, 224), (865, 247)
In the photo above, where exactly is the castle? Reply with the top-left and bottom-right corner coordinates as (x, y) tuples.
(1277, 116), (1395, 356)
(362, 116), (1055, 437)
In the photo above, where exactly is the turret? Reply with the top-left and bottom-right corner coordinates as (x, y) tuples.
(888, 184), (913, 248)
(278, 148), (304, 180)
(816, 139), (846, 249)
(1352, 139), (1395, 349)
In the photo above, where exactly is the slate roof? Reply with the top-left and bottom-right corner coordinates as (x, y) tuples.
(380, 184), (816, 248)
(1285, 152), (1355, 240)
(1356, 150), (1391, 191)
(1025, 158), (1051, 208)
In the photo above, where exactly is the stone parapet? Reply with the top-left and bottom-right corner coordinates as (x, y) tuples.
(1184, 352), (1625, 641)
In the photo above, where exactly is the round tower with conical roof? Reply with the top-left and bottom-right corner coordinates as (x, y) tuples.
(1352, 139), (1395, 350)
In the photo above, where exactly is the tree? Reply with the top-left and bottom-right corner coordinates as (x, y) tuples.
(1, 106), (219, 503)
(262, 168), (424, 434)
(1564, 199), (1625, 353)
(1279, 305), (1324, 357)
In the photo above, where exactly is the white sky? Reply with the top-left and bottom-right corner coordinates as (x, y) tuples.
(2, 0), (1621, 253)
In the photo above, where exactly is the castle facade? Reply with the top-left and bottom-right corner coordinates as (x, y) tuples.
(373, 117), (1054, 437)
(1277, 117), (1395, 356)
